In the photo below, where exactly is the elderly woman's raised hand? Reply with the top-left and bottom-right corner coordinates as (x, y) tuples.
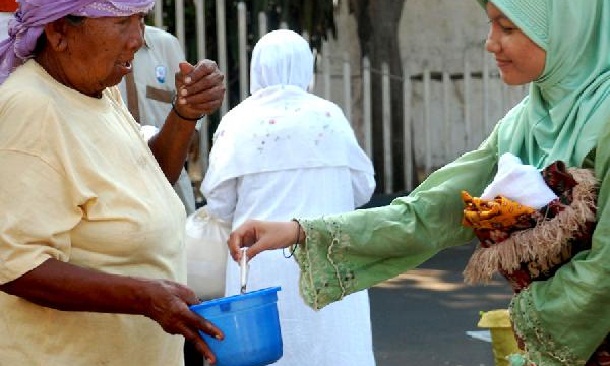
(228, 220), (303, 262)
(174, 60), (225, 119)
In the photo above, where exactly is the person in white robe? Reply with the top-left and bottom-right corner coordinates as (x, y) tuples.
(201, 29), (377, 366)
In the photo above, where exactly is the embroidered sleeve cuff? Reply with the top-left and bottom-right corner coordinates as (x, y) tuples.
(293, 217), (354, 310)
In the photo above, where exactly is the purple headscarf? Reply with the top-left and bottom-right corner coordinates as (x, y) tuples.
(0, 0), (155, 84)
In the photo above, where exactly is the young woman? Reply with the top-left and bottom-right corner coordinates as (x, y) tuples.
(228, 1), (610, 365)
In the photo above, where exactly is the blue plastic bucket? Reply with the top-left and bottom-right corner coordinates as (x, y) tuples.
(190, 287), (283, 366)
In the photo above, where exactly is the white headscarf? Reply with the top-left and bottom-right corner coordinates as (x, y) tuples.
(203, 29), (373, 190)
(249, 29), (313, 93)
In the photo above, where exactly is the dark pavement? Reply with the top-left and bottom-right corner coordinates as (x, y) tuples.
(365, 193), (514, 366)
(369, 244), (513, 366)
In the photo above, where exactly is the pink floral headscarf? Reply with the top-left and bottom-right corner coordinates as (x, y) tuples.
(0, 0), (155, 84)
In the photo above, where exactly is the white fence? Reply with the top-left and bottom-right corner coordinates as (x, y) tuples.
(313, 53), (529, 192)
(154, 0), (528, 194)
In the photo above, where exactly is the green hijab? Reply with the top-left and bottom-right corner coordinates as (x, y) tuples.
(482, 0), (610, 168)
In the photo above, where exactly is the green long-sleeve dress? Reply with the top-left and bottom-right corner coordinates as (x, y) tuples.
(293, 1), (610, 364)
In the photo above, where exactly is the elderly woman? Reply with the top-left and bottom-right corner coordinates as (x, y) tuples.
(0, 1), (225, 365)
(229, 0), (610, 365)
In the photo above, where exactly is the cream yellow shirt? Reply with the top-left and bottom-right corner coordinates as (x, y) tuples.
(118, 25), (198, 214)
(0, 60), (187, 365)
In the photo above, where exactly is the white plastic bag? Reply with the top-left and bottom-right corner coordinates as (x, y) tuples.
(185, 205), (231, 300)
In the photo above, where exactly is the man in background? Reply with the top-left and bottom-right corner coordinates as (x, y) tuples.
(119, 24), (201, 215)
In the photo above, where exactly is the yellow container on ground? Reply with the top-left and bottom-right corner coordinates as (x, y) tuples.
(478, 309), (521, 366)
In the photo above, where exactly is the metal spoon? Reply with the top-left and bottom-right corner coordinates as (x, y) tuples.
(240, 248), (248, 294)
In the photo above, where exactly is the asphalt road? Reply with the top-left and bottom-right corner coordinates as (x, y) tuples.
(368, 243), (513, 366)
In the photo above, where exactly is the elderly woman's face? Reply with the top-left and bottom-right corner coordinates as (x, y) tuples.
(59, 14), (145, 97)
(484, 3), (546, 85)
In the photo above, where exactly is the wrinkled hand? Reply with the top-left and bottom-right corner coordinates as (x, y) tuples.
(174, 59), (225, 119)
(142, 279), (224, 364)
(228, 220), (299, 262)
